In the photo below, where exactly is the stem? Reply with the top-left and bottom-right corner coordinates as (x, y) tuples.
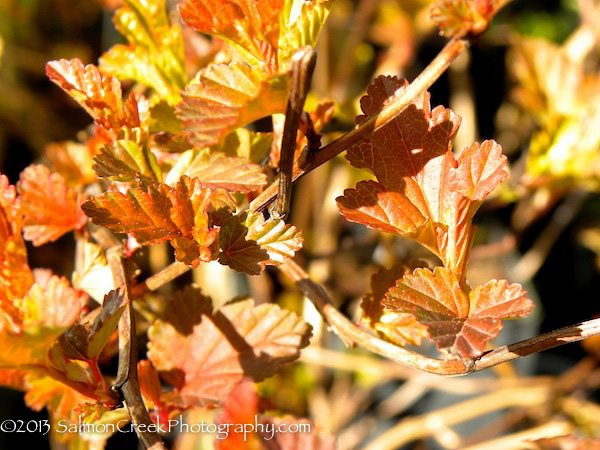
(249, 37), (471, 213)
(275, 47), (317, 219)
(107, 248), (166, 450)
(130, 261), (190, 298)
(280, 259), (600, 375)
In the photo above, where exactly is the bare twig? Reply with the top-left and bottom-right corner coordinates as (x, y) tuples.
(106, 248), (166, 450)
(274, 47), (317, 219)
(280, 259), (600, 375)
(130, 261), (190, 298)
(461, 421), (574, 450)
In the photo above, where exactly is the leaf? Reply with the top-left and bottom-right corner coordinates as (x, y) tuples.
(336, 76), (508, 276)
(99, 0), (186, 104)
(218, 211), (303, 275)
(82, 176), (223, 267)
(138, 360), (163, 409)
(178, 0), (284, 71)
(278, 0), (335, 66)
(72, 240), (115, 302)
(148, 291), (311, 406)
(215, 129), (273, 164)
(0, 175), (34, 332)
(45, 141), (97, 186)
(430, 0), (492, 38)
(93, 139), (162, 184)
(0, 326), (66, 369)
(24, 269), (88, 328)
(361, 263), (428, 347)
(177, 63), (288, 148)
(46, 59), (149, 138)
(18, 165), (87, 246)
(383, 267), (534, 358)
(166, 148), (267, 193)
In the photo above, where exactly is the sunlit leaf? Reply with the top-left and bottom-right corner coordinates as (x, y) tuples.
(100, 0), (186, 104)
(72, 240), (115, 302)
(0, 175), (33, 332)
(82, 176), (223, 267)
(179, 0), (284, 71)
(430, 0), (492, 38)
(383, 267), (534, 358)
(46, 59), (149, 139)
(148, 290), (311, 406)
(177, 63), (288, 147)
(166, 148), (267, 193)
(18, 165), (87, 246)
(93, 139), (162, 184)
(337, 76), (507, 276)
(361, 263), (427, 347)
(218, 211), (303, 274)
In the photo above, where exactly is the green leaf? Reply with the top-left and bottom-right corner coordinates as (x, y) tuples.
(100, 0), (186, 103)
(93, 140), (162, 185)
(166, 148), (267, 193)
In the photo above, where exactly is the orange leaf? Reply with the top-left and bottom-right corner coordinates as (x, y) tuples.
(383, 267), (534, 358)
(46, 58), (149, 139)
(0, 175), (33, 331)
(361, 263), (428, 347)
(18, 165), (87, 246)
(148, 289), (311, 406)
(166, 149), (267, 193)
(177, 63), (288, 147)
(337, 76), (508, 276)
(82, 176), (224, 266)
(178, 0), (284, 71)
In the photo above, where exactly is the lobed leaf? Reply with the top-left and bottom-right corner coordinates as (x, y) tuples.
(337, 76), (508, 276)
(93, 139), (162, 185)
(218, 211), (303, 275)
(82, 176), (223, 266)
(18, 165), (87, 246)
(361, 263), (427, 347)
(148, 291), (311, 406)
(46, 59), (149, 139)
(430, 0), (492, 38)
(178, 0), (284, 71)
(177, 62), (288, 148)
(100, 0), (186, 103)
(0, 175), (33, 332)
(166, 148), (267, 193)
(383, 267), (534, 358)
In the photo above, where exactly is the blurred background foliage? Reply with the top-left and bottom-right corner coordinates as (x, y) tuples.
(2, 0), (600, 449)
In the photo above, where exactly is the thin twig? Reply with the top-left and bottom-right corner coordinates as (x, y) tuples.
(106, 248), (166, 450)
(274, 47), (317, 219)
(280, 259), (600, 375)
(130, 261), (190, 298)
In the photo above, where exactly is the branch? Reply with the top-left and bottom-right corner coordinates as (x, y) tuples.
(106, 247), (166, 450)
(274, 47), (317, 219)
(249, 37), (470, 213)
(280, 259), (600, 376)
(130, 261), (190, 298)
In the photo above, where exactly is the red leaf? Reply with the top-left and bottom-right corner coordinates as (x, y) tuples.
(18, 165), (87, 246)
(383, 267), (534, 358)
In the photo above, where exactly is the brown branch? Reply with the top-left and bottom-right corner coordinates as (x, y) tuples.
(280, 259), (600, 376)
(106, 247), (166, 450)
(130, 261), (190, 298)
(274, 47), (317, 219)
(249, 37), (470, 213)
